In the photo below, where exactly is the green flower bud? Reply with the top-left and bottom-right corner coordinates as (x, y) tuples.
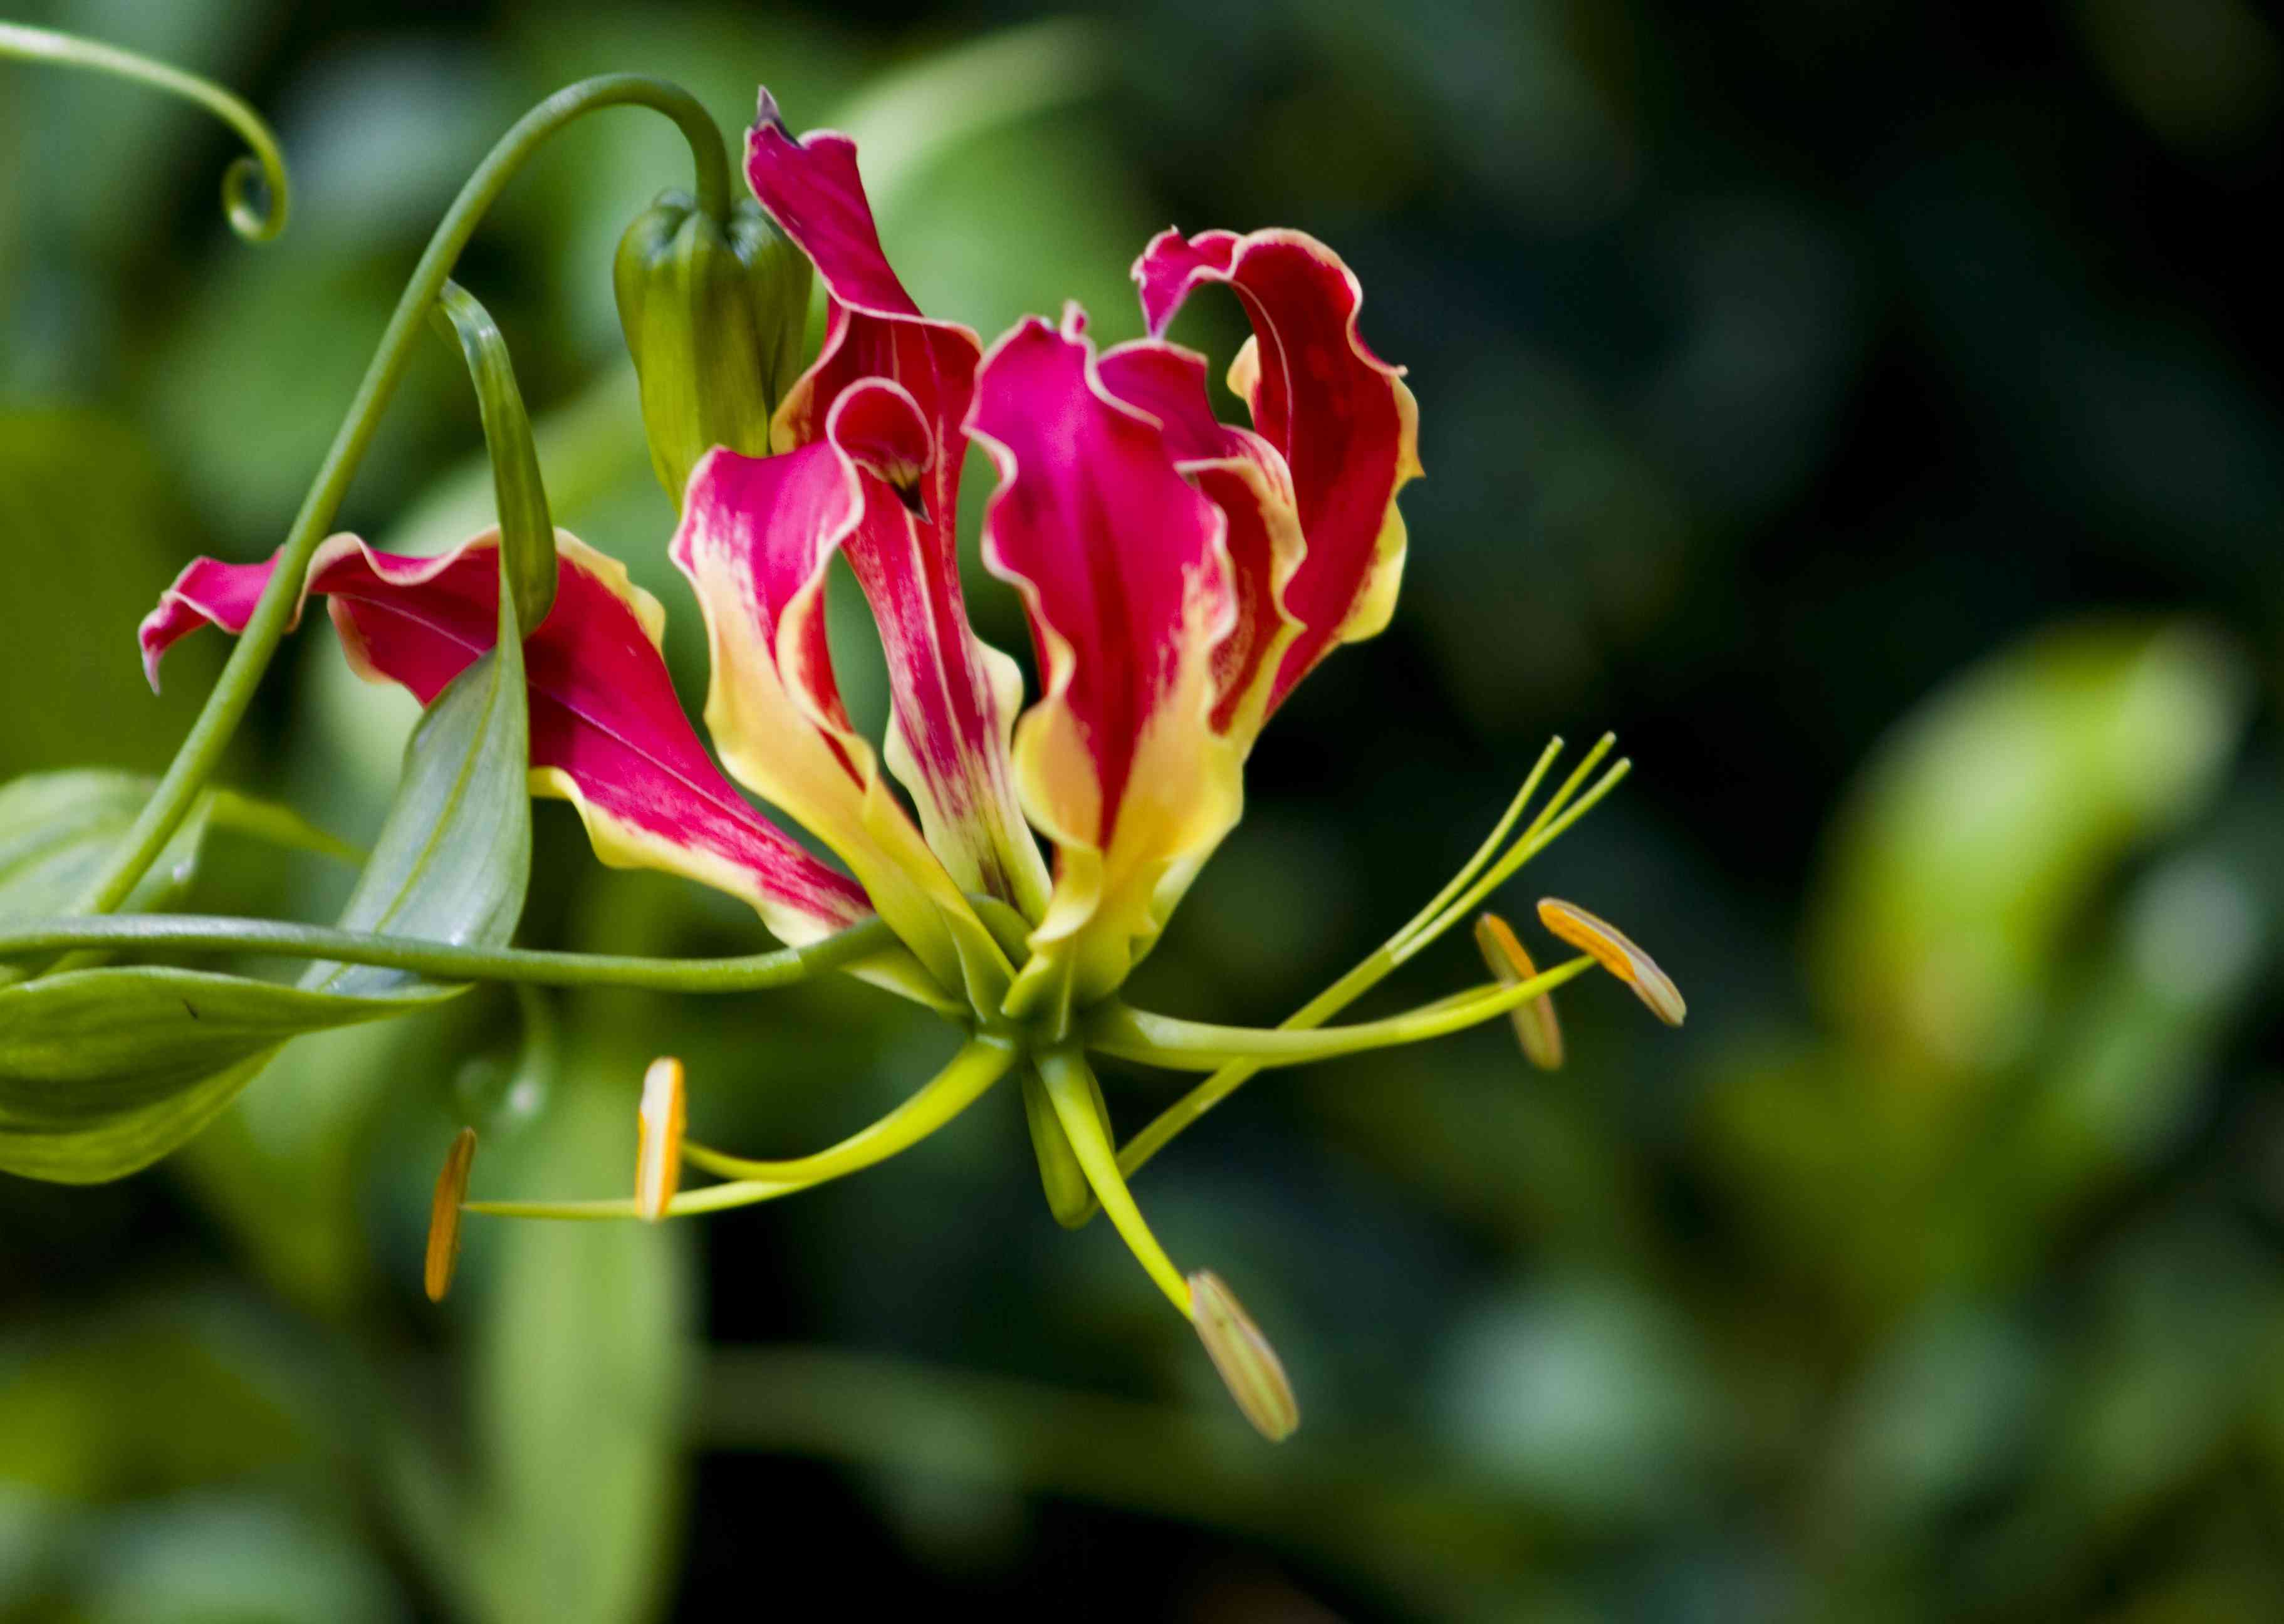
(614, 189), (814, 504)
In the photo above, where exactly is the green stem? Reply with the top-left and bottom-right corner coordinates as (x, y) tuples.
(1086, 957), (1595, 1073)
(0, 21), (290, 240)
(0, 914), (897, 992)
(73, 74), (732, 919)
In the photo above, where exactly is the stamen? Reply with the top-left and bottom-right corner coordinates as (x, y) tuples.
(1395, 747), (1630, 968)
(1389, 736), (1566, 955)
(1473, 913), (1564, 1069)
(1189, 1270), (1300, 1441)
(1110, 735), (1632, 1184)
(635, 1056), (686, 1222)
(1536, 898), (1686, 1026)
(424, 1127), (477, 1301)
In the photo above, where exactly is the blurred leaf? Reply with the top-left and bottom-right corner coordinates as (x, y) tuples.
(0, 770), (214, 987)
(299, 581), (531, 1000)
(416, 1048), (692, 1624)
(0, 411), (224, 777)
(0, 970), (444, 1184)
(1807, 620), (2250, 1089)
(0, 1301), (321, 1499)
(72, 1496), (409, 1624)
(0, 774), (352, 979)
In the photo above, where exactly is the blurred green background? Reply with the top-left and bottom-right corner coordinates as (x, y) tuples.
(6, 0), (2284, 1618)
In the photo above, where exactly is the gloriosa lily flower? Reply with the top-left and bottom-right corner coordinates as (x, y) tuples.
(140, 91), (1679, 1435)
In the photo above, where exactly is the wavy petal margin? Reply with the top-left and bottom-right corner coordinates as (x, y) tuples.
(674, 425), (1006, 1001)
(744, 90), (1048, 919)
(1133, 227), (1422, 714)
(1095, 339), (1305, 745)
(139, 532), (870, 948)
(972, 310), (1243, 1021)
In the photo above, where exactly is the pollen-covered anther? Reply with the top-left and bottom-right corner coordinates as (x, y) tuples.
(1188, 1269), (1300, 1442)
(1473, 912), (1565, 1068)
(635, 1056), (687, 1222)
(1536, 897), (1686, 1027)
(424, 1127), (477, 1303)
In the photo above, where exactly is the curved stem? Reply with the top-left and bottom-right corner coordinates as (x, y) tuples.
(1085, 957), (1595, 1073)
(0, 914), (898, 992)
(74, 74), (732, 918)
(0, 21), (290, 240)
(681, 1037), (1020, 1185)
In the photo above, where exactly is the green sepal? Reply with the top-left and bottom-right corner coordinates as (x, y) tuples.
(1019, 1064), (1106, 1229)
(431, 279), (555, 632)
(614, 189), (813, 502)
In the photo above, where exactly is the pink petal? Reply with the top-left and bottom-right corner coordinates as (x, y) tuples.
(1096, 340), (1305, 742)
(1132, 227), (1422, 714)
(971, 308), (1245, 1011)
(138, 533), (870, 946)
(743, 92), (1048, 918)
(674, 434), (996, 996)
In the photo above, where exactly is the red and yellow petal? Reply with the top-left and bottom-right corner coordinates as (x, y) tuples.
(1095, 339), (1305, 746)
(972, 309), (1245, 1021)
(1133, 227), (1422, 715)
(138, 531), (872, 948)
(743, 91), (1048, 919)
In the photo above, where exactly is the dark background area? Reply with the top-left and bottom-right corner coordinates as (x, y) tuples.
(6, 0), (2284, 1618)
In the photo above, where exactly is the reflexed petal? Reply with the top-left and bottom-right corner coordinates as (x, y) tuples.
(1133, 227), (1422, 714)
(744, 93), (1048, 916)
(1096, 340), (1304, 744)
(138, 531), (869, 947)
(972, 310), (1244, 1018)
(674, 433), (999, 997)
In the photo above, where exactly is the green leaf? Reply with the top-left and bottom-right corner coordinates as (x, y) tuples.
(383, 1041), (689, 1624)
(431, 281), (556, 632)
(0, 770), (215, 947)
(1806, 620), (2250, 1081)
(0, 970), (445, 1184)
(0, 774), (357, 986)
(0, 565), (533, 1182)
(301, 593), (531, 999)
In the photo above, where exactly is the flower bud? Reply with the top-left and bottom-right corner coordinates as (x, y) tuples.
(425, 1127), (477, 1302)
(614, 189), (813, 503)
(1189, 1270), (1300, 1441)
